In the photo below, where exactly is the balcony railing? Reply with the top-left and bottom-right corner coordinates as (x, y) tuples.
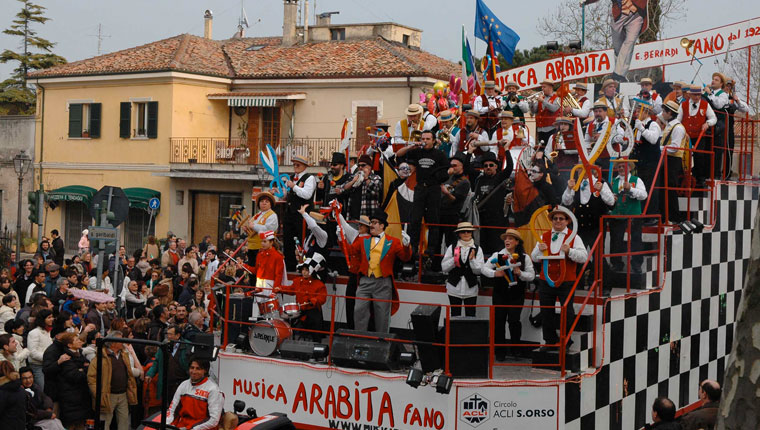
(169, 137), (355, 167)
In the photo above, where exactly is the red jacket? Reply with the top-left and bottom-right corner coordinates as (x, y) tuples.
(243, 247), (285, 291)
(281, 276), (327, 309)
(348, 234), (412, 278)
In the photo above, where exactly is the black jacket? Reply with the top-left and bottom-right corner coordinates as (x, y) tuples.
(52, 237), (65, 266)
(41, 338), (67, 401)
(25, 382), (54, 423)
(57, 349), (92, 426)
(0, 378), (28, 430)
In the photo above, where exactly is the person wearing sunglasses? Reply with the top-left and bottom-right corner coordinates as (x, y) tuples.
(473, 151), (513, 256)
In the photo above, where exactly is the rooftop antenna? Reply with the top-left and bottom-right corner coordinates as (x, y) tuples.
(88, 23), (111, 56)
(237, 0), (250, 37)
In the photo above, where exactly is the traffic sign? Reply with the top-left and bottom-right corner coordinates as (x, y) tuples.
(148, 197), (160, 210)
(89, 186), (130, 227)
(88, 226), (118, 241)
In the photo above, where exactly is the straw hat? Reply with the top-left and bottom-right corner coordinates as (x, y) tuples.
(712, 72), (727, 84)
(308, 211), (326, 224)
(663, 100), (680, 114)
(292, 155), (310, 166)
(573, 83), (588, 91)
(454, 222), (476, 233)
(500, 228), (523, 241)
(354, 215), (371, 228)
(602, 79), (618, 89)
(255, 191), (276, 207)
(405, 104), (423, 116)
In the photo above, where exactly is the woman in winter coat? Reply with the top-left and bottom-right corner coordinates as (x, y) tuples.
(0, 361), (27, 430)
(27, 309), (54, 389)
(441, 222), (485, 317)
(56, 332), (92, 429)
(78, 230), (90, 254)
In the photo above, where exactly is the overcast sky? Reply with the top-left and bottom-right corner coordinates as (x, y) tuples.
(1, 0), (758, 86)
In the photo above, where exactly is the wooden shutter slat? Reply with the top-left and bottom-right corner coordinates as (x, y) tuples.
(89, 103), (101, 138)
(147, 101), (158, 139)
(119, 102), (131, 138)
(68, 104), (82, 138)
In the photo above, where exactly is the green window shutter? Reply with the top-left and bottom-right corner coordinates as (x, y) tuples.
(68, 104), (82, 138)
(89, 103), (102, 138)
(119, 102), (131, 138)
(147, 101), (158, 139)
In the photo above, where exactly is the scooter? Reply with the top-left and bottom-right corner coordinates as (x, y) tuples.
(138, 400), (295, 430)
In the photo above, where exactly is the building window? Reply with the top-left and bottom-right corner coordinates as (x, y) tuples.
(330, 28), (345, 41)
(120, 101), (158, 139)
(135, 102), (148, 137)
(402, 34), (410, 45)
(261, 107), (281, 146)
(64, 202), (92, 252)
(68, 103), (101, 138)
(125, 208), (155, 253)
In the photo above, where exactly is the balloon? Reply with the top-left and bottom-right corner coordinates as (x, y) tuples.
(419, 93), (427, 104)
(449, 93), (459, 104)
(467, 76), (475, 94)
(433, 80), (448, 94)
(452, 77), (462, 94)
(437, 97), (449, 112)
(449, 74), (456, 90)
(427, 98), (437, 114)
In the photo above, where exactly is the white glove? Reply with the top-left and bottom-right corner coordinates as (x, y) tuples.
(352, 172), (364, 188)
(401, 230), (410, 247)
(634, 119), (644, 131)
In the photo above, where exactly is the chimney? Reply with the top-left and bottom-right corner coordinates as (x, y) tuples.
(316, 11), (339, 27)
(203, 10), (213, 39)
(303, 0), (309, 43)
(282, 0), (298, 46)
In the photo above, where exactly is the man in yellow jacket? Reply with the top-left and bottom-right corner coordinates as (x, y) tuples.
(87, 330), (137, 430)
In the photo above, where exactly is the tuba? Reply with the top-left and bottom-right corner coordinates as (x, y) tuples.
(557, 82), (581, 110)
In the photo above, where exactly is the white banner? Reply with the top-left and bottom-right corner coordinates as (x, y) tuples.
(455, 385), (562, 430)
(495, 17), (760, 90)
(216, 352), (564, 430)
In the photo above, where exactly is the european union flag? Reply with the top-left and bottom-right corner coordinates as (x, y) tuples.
(474, 0), (520, 64)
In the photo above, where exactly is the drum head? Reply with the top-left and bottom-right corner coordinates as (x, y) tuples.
(250, 321), (279, 356)
(249, 319), (291, 356)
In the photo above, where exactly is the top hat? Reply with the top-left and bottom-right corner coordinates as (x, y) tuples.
(330, 152), (346, 165)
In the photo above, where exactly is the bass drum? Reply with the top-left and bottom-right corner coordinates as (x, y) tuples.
(249, 318), (292, 357)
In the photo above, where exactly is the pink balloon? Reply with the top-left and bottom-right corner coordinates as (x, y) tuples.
(419, 93), (427, 104)
(449, 74), (456, 90)
(452, 78), (462, 94)
(467, 76), (475, 94)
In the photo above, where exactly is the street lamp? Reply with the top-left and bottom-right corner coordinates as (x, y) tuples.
(13, 150), (32, 266)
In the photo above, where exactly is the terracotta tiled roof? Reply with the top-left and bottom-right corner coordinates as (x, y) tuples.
(224, 37), (459, 80)
(29, 34), (459, 81)
(28, 34), (235, 78)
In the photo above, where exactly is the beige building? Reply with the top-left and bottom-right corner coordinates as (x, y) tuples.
(28, 3), (458, 253)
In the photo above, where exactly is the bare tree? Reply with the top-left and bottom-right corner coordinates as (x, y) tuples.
(721, 45), (760, 114)
(717, 204), (760, 428)
(537, 0), (612, 50)
(537, 0), (687, 81)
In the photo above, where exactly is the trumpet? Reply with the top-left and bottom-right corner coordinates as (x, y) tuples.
(409, 129), (423, 144)
(436, 129), (451, 144)
(522, 91), (543, 103)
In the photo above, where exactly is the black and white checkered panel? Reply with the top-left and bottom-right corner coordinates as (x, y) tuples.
(565, 183), (758, 430)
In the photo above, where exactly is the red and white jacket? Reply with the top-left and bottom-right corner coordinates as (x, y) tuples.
(167, 377), (224, 430)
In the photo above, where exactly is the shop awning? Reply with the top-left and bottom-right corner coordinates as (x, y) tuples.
(46, 185), (97, 205)
(123, 187), (161, 211)
(207, 92), (306, 107)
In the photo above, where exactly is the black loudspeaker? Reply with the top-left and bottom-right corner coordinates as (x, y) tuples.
(191, 333), (216, 360)
(411, 305), (442, 372)
(280, 339), (317, 361)
(220, 295), (253, 345)
(446, 317), (490, 378)
(331, 329), (398, 370)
